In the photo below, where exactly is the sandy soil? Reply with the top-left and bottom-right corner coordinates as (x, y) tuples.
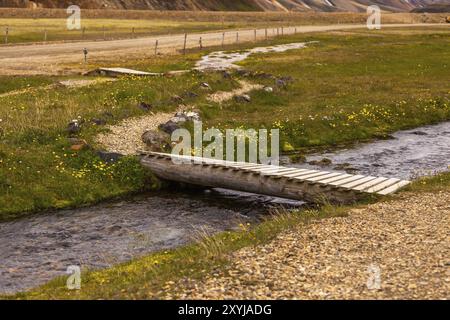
(0, 24), (444, 76)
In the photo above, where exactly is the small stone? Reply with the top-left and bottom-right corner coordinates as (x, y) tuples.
(263, 86), (273, 93)
(159, 121), (180, 135)
(67, 120), (81, 135)
(137, 102), (153, 111)
(91, 118), (107, 125)
(222, 71), (232, 79)
(234, 94), (251, 103)
(96, 151), (123, 163)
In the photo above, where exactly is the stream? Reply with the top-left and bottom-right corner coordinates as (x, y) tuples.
(1, 42), (449, 294)
(1, 121), (448, 294)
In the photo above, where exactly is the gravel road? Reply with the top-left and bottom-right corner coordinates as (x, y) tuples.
(164, 191), (450, 299)
(0, 24), (442, 75)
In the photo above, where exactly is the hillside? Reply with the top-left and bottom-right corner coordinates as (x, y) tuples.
(1, 0), (449, 12)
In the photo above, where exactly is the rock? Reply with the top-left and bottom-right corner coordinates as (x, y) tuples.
(142, 130), (171, 152)
(280, 75), (294, 82)
(96, 151), (123, 163)
(275, 79), (288, 87)
(182, 91), (198, 99)
(68, 138), (89, 151)
(159, 120), (180, 135)
(222, 71), (232, 79)
(200, 82), (211, 90)
(236, 69), (251, 77)
(91, 118), (106, 125)
(308, 158), (333, 166)
(276, 76), (294, 88)
(264, 86), (273, 93)
(137, 102), (153, 111)
(333, 163), (352, 171)
(289, 153), (306, 164)
(70, 144), (87, 151)
(66, 120), (81, 135)
(172, 111), (201, 124)
(234, 94), (251, 103)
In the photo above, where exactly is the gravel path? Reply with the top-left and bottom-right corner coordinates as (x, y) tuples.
(95, 112), (174, 155)
(164, 191), (450, 299)
(207, 80), (263, 103)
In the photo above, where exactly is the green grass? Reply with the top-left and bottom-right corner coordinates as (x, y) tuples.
(0, 55), (240, 221)
(198, 29), (450, 151)
(0, 76), (54, 95)
(0, 27), (449, 221)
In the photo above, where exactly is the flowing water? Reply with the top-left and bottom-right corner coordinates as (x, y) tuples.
(195, 42), (311, 71)
(0, 189), (301, 294)
(297, 122), (450, 180)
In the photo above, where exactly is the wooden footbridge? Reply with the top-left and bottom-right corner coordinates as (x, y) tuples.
(141, 152), (411, 204)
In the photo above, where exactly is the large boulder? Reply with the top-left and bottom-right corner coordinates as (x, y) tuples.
(142, 130), (171, 152)
(159, 120), (180, 135)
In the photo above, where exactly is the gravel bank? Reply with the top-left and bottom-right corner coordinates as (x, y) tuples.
(164, 191), (450, 299)
(95, 112), (174, 155)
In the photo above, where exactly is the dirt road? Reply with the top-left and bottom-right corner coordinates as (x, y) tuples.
(0, 23), (444, 76)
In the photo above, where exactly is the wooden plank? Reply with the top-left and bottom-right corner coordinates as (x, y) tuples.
(316, 174), (352, 184)
(283, 169), (318, 179)
(271, 168), (310, 178)
(248, 166), (285, 172)
(377, 180), (410, 195)
(293, 171), (331, 181)
(365, 178), (400, 193)
(329, 175), (366, 187)
(305, 172), (344, 182)
(340, 176), (377, 189)
(352, 177), (389, 191)
(258, 168), (301, 175)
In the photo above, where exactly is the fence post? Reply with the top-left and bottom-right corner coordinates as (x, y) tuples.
(183, 33), (187, 55)
(222, 32), (225, 48)
(236, 31), (239, 44)
(132, 27), (135, 38)
(155, 39), (158, 55)
(199, 36), (203, 49)
(254, 29), (256, 41)
(4, 26), (8, 44)
(44, 29), (47, 42)
(82, 27), (86, 39)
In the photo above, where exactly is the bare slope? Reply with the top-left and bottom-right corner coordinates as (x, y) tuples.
(2, 0), (449, 12)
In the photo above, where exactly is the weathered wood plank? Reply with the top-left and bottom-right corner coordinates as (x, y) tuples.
(140, 152), (410, 202)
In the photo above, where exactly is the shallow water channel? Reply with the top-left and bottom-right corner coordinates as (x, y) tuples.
(1, 121), (449, 294)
